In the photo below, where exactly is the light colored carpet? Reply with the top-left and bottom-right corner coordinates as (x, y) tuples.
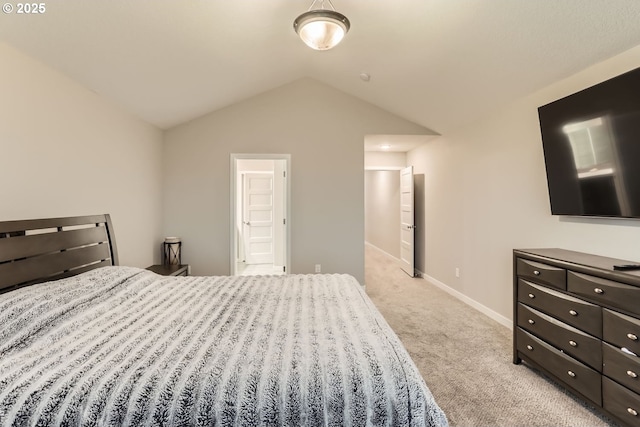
(364, 244), (619, 427)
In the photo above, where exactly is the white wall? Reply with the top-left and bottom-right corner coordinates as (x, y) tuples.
(408, 44), (640, 325)
(365, 170), (401, 258)
(163, 78), (430, 283)
(0, 42), (163, 268)
(365, 151), (406, 169)
(363, 151), (407, 260)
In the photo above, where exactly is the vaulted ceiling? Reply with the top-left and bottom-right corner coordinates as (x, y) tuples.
(2, 0), (640, 135)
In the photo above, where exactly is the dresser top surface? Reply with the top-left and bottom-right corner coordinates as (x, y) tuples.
(515, 248), (640, 281)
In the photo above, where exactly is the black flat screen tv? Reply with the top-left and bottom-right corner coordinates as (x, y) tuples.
(538, 66), (640, 218)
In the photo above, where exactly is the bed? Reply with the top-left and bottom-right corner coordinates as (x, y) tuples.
(0, 214), (448, 427)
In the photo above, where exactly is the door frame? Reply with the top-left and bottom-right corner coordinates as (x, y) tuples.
(400, 165), (415, 277)
(230, 153), (291, 275)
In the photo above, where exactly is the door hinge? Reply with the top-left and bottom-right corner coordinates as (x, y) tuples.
(283, 266), (286, 272)
(283, 171), (286, 178)
(283, 218), (286, 225)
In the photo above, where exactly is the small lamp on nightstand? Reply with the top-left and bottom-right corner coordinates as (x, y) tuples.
(163, 237), (182, 266)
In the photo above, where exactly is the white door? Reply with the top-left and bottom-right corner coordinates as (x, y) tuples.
(400, 166), (415, 277)
(273, 161), (286, 270)
(243, 173), (274, 264)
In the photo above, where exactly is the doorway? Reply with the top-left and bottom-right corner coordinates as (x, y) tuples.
(364, 168), (402, 260)
(230, 154), (290, 276)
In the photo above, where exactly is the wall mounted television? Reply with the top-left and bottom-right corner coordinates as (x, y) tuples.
(538, 66), (640, 219)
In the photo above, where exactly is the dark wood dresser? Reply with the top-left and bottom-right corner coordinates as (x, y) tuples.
(513, 248), (640, 427)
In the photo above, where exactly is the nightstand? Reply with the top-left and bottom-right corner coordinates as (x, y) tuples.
(146, 264), (189, 277)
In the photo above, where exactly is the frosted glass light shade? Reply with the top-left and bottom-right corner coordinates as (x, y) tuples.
(293, 10), (350, 51)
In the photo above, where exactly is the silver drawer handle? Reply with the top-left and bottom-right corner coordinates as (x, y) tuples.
(628, 333), (639, 341)
(569, 340), (577, 347)
(526, 345), (533, 351)
(628, 370), (638, 378)
(628, 408), (638, 416)
(594, 288), (604, 294)
(528, 293), (535, 299)
(569, 310), (578, 316)
(528, 319), (535, 325)
(533, 270), (541, 276)
(567, 370), (576, 378)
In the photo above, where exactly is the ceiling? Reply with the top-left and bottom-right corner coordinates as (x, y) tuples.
(2, 0), (640, 145)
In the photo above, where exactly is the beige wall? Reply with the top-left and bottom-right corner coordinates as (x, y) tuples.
(408, 44), (640, 326)
(0, 42), (163, 268)
(365, 170), (401, 258)
(163, 78), (430, 283)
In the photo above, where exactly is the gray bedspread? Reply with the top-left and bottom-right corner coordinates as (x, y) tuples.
(0, 267), (447, 426)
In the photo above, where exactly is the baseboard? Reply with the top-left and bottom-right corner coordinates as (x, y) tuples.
(365, 241), (401, 264)
(366, 242), (511, 329)
(417, 269), (512, 330)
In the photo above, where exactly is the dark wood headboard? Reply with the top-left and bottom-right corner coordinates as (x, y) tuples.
(0, 214), (118, 293)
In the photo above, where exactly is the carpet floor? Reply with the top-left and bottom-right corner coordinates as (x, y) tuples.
(364, 244), (619, 427)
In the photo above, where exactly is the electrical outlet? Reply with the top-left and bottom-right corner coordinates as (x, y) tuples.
(455, 267), (460, 278)
(315, 264), (321, 273)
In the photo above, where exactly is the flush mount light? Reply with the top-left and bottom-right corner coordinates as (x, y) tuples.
(293, 0), (350, 51)
(380, 144), (392, 150)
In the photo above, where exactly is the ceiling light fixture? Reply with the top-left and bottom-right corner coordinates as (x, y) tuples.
(293, 0), (350, 51)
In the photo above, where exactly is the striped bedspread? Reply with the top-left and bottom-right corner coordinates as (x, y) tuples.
(0, 267), (447, 427)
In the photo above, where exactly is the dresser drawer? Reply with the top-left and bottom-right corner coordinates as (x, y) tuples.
(568, 271), (640, 316)
(517, 258), (566, 290)
(603, 342), (640, 395)
(518, 279), (602, 338)
(603, 309), (640, 355)
(603, 377), (640, 427)
(517, 328), (601, 405)
(518, 303), (602, 370)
